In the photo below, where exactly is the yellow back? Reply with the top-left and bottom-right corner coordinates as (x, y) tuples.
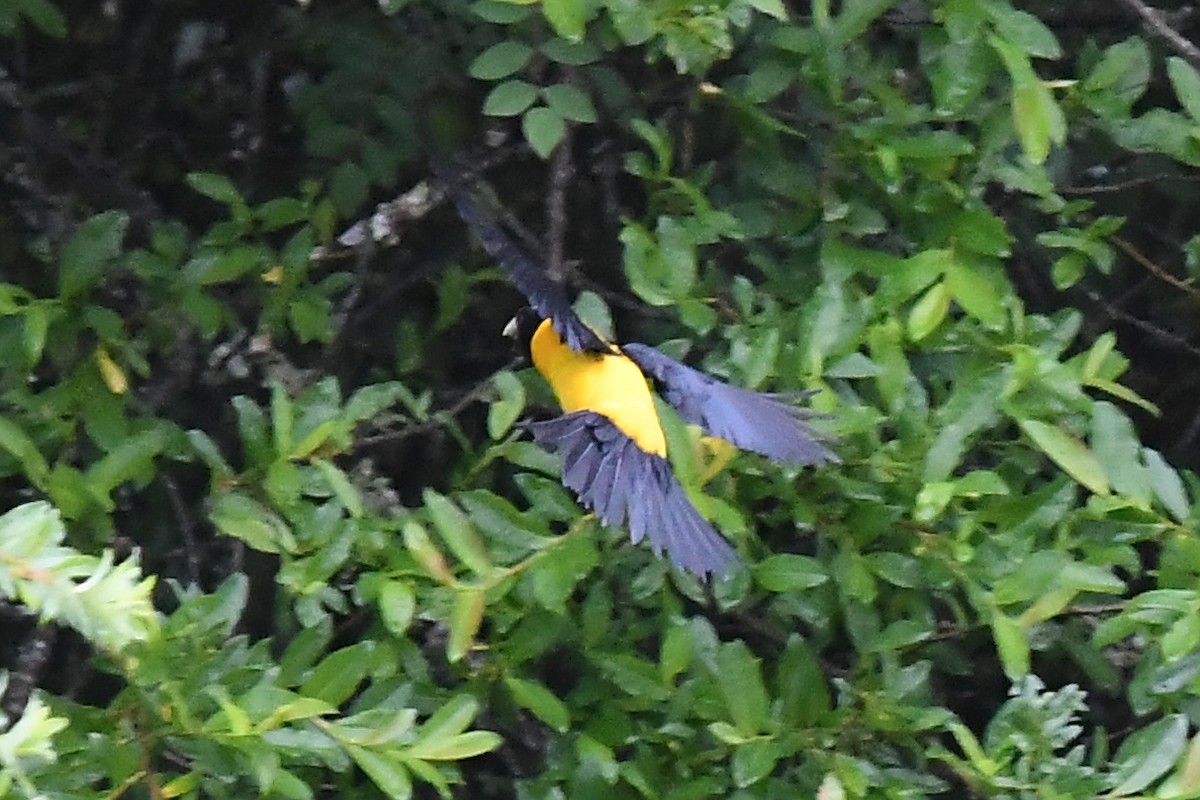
(529, 319), (667, 456)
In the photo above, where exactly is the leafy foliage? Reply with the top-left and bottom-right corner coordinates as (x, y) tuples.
(0, 0), (1199, 798)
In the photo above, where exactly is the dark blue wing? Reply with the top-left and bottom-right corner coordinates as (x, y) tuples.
(528, 411), (738, 579)
(621, 343), (840, 466)
(435, 169), (611, 354)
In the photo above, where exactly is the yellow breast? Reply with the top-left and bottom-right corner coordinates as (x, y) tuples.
(529, 320), (667, 456)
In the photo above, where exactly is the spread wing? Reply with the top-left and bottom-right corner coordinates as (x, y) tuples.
(528, 411), (738, 579)
(621, 343), (840, 466)
(435, 169), (611, 354)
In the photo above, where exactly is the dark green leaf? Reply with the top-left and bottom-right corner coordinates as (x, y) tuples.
(469, 41), (533, 80)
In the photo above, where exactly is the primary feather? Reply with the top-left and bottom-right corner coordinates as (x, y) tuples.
(529, 412), (738, 578)
(621, 343), (840, 466)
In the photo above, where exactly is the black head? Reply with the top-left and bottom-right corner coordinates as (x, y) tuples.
(503, 306), (540, 362)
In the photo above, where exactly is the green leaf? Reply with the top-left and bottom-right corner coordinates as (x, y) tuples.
(59, 211), (130, 300)
(408, 730), (502, 760)
(1145, 448), (1190, 523)
(314, 459), (364, 517)
(992, 36), (1065, 164)
(1082, 38), (1149, 117)
(378, 580), (416, 637)
(542, 83), (597, 123)
(716, 641), (769, 737)
(347, 745), (412, 800)
(299, 643), (371, 706)
(744, 0), (788, 21)
(209, 492), (298, 554)
(186, 172), (243, 205)
(777, 636), (830, 726)
(488, 370), (526, 439)
(424, 489), (493, 576)
(732, 740), (780, 788)
(17, 0), (66, 37)
(985, 4), (1061, 59)
(1168, 57), (1200, 122)
(86, 425), (174, 496)
(541, 0), (586, 41)
(1091, 402), (1150, 504)
(469, 41), (533, 80)
(413, 694), (480, 746)
(1019, 420), (1110, 496)
(505, 676), (570, 732)
(329, 161), (370, 215)
(447, 588), (485, 663)
(907, 281), (950, 341)
(991, 612), (1030, 679)
(540, 37), (600, 65)
(0, 416), (50, 489)
(521, 106), (566, 159)
(945, 257), (1005, 327)
(483, 80), (538, 117)
(1110, 714), (1188, 796)
(753, 554), (828, 592)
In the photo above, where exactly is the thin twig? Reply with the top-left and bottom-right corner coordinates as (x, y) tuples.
(355, 357), (523, 448)
(1061, 172), (1200, 195)
(545, 129), (574, 284)
(1111, 235), (1200, 301)
(1115, 0), (1200, 67)
(1082, 287), (1200, 359)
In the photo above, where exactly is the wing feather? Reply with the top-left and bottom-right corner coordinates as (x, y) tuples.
(621, 343), (840, 466)
(435, 168), (610, 354)
(529, 411), (737, 578)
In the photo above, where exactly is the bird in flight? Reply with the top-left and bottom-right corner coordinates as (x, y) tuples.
(438, 168), (839, 579)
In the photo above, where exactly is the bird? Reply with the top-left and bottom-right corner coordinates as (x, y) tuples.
(438, 168), (839, 579)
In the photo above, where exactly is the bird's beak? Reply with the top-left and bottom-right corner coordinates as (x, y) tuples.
(503, 316), (519, 339)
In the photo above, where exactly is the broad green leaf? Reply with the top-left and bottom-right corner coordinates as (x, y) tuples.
(744, 0), (787, 20)
(413, 695), (480, 746)
(907, 281), (950, 341)
(542, 83), (597, 123)
(186, 172), (243, 205)
(732, 740), (779, 788)
(378, 580), (416, 637)
(1145, 448), (1191, 523)
(945, 257), (1005, 327)
(209, 492), (298, 554)
(521, 106), (566, 159)
(541, 0), (586, 41)
(300, 643), (371, 707)
(469, 41), (533, 80)
(753, 554), (828, 592)
(1110, 714), (1188, 796)
(0, 416), (50, 489)
(505, 677), (569, 732)
(347, 745), (412, 800)
(59, 211), (129, 300)
(717, 641), (769, 736)
(1019, 420), (1110, 496)
(777, 636), (830, 726)
(408, 730), (502, 760)
(488, 370), (526, 439)
(1169, 57), (1200, 123)
(985, 4), (1061, 59)
(483, 80), (538, 117)
(424, 489), (493, 576)
(1091, 402), (1150, 503)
